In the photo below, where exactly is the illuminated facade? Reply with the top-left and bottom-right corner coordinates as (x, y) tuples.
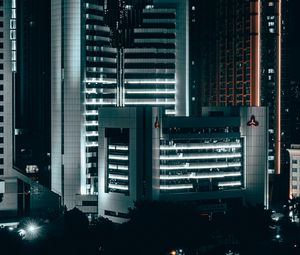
(202, 0), (287, 177)
(51, 0), (189, 210)
(287, 145), (300, 198)
(98, 107), (269, 223)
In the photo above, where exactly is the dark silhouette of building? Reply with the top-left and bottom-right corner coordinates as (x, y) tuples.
(15, 0), (51, 188)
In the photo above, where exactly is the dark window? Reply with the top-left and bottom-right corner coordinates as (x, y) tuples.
(0, 32), (3, 38)
(0, 43), (3, 49)
(0, 116), (3, 122)
(292, 160), (298, 164)
(0, 74), (3, 80)
(104, 210), (117, 217)
(0, 53), (3, 59)
(0, 127), (3, 133)
(0, 158), (3, 164)
(0, 148), (3, 154)
(292, 168), (298, 173)
(0, 95), (3, 101)
(0, 168), (3, 175)
(0, 64), (3, 69)
(0, 137), (3, 143)
(0, 85), (3, 91)
(0, 106), (3, 112)
(0, 22), (2, 28)
(82, 201), (97, 206)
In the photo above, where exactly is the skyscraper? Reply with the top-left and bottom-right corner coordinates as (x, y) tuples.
(198, 0), (288, 182)
(51, 0), (189, 210)
(0, 0), (59, 218)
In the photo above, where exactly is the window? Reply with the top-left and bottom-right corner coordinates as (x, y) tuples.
(292, 177), (297, 181)
(292, 185), (298, 190)
(292, 160), (298, 164)
(0, 75), (3, 81)
(0, 168), (3, 175)
(292, 168), (298, 173)
(0, 137), (3, 143)
(82, 201), (97, 206)
(0, 148), (3, 154)
(0, 85), (3, 91)
(0, 158), (3, 164)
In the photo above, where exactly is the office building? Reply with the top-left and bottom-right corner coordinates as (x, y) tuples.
(98, 107), (269, 223)
(0, 0), (59, 218)
(194, 1), (289, 191)
(51, 0), (189, 210)
(287, 145), (300, 198)
(14, 0), (51, 188)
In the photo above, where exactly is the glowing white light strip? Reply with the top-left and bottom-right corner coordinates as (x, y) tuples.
(218, 181), (242, 187)
(84, 78), (116, 84)
(160, 143), (241, 151)
(108, 164), (128, 170)
(126, 90), (176, 94)
(165, 109), (176, 115)
(160, 172), (241, 180)
(124, 101), (175, 105)
(109, 174), (129, 180)
(108, 155), (128, 160)
(108, 145), (129, 151)
(160, 184), (193, 190)
(85, 100), (116, 105)
(160, 153), (242, 160)
(108, 184), (129, 190)
(85, 110), (98, 116)
(85, 121), (98, 126)
(160, 162), (242, 170)
(86, 131), (98, 137)
(126, 80), (176, 84)
(86, 142), (99, 147)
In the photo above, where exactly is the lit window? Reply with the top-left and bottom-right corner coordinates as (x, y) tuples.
(269, 2), (274, 7)
(192, 6), (195, 11)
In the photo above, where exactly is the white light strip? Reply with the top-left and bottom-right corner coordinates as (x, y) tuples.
(126, 90), (176, 94)
(108, 164), (128, 170)
(86, 142), (99, 147)
(218, 181), (242, 187)
(160, 172), (241, 180)
(126, 80), (176, 84)
(85, 101), (116, 105)
(109, 174), (129, 180)
(165, 109), (176, 115)
(160, 153), (242, 160)
(160, 143), (241, 151)
(124, 101), (175, 105)
(85, 110), (98, 116)
(84, 78), (116, 84)
(160, 184), (193, 190)
(160, 162), (242, 170)
(86, 131), (98, 137)
(108, 145), (129, 151)
(108, 184), (129, 190)
(108, 155), (128, 161)
(85, 121), (98, 126)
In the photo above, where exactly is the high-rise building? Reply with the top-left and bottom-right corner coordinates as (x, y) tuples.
(198, 0), (288, 187)
(14, 0), (51, 188)
(98, 106), (269, 223)
(51, 0), (189, 210)
(0, 0), (59, 219)
(287, 145), (300, 198)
